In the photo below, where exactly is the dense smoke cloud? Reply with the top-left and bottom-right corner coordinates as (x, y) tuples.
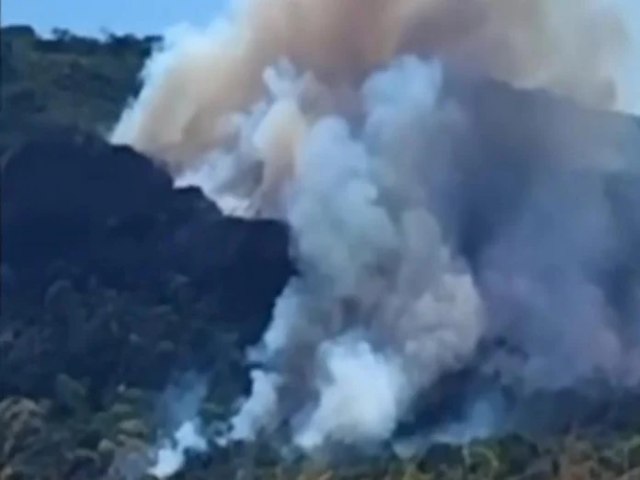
(111, 0), (630, 174)
(111, 0), (640, 458)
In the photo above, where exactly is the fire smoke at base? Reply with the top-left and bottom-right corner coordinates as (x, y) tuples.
(111, 0), (640, 461)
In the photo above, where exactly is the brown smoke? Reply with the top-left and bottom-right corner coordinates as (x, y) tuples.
(111, 0), (629, 174)
(105, 1), (640, 455)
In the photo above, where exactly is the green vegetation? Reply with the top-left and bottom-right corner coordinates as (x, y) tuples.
(1, 25), (156, 155)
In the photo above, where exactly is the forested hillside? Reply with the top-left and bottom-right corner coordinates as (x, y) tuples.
(2, 24), (640, 480)
(1, 26), (155, 157)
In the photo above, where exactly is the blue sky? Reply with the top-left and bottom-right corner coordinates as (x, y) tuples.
(3, 0), (228, 36)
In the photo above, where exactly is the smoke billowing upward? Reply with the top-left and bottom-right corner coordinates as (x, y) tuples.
(111, 0), (630, 174)
(111, 0), (640, 458)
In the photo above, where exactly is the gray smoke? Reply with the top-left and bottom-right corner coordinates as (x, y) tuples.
(111, 0), (640, 460)
(216, 57), (486, 452)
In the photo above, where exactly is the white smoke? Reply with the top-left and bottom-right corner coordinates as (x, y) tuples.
(294, 337), (409, 450)
(225, 370), (282, 442)
(147, 377), (208, 478)
(110, 0), (640, 466)
(149, 420), (208, 479)
(216, 56), (484, 451)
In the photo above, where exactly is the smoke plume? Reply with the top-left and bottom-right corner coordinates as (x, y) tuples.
(111, 0), (630, 174)
(111, 0), (640, 457)
(148, 377), (208, 478)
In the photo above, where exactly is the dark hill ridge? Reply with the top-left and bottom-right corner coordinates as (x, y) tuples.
(1, 130), (293, 297)
(0, 130), (293, 401)
(0, 25), (154, 156)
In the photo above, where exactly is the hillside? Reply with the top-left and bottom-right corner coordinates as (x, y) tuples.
(1, 25), (154, 157)
(2, 25), (640, 480)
